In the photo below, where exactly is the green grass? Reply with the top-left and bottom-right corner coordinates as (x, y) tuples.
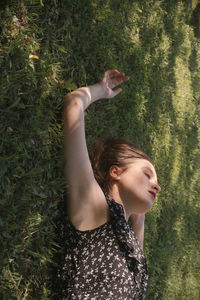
(1, 0), (200, 299)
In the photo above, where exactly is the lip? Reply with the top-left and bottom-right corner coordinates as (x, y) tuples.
(148, 191), (156, 200)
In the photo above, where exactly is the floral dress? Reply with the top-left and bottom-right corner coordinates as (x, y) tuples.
(55, 193), (148, 299)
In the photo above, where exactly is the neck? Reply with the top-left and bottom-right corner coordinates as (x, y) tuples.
(108, 185), (132, 220)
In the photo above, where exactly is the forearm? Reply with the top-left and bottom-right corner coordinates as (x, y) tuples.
(130, 214), (145, 250)
(64, 82), (103, 112)
(62, 83), (105, 187)
(63, 83), (103, 148)
(62, 88), (93, 201)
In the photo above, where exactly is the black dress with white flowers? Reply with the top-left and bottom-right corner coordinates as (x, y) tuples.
(56, 193), (148, 299)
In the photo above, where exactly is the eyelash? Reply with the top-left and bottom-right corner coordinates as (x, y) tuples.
(144, 173), (150, 179)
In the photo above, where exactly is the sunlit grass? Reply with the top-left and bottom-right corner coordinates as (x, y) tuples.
(1, 1), (200, 299)
(191, 0), (199, 10)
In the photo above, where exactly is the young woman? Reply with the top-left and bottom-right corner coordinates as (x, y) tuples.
(57, 70), (161, 299)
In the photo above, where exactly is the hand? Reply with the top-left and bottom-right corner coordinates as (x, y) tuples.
(100, 69), (129, 99)
(130, 213), (145, 249)
(130, 212), (145, 229)
(66, 70), (129, 109)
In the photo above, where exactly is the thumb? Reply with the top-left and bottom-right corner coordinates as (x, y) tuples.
(111, 88), (122, 98)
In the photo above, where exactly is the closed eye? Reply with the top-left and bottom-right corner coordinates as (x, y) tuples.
(144, 173), (151, 179)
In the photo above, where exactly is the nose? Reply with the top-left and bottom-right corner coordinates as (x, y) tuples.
(153, 182), (161, 193)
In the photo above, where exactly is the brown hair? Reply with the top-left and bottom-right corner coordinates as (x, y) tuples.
(89, 137), (152, 192)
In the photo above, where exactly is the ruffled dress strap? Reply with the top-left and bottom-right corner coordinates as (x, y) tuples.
(104, 192), (148, 299)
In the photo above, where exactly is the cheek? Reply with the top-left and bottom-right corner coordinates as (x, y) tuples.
(133, 173), (147, 187)
(125, 172), (147, 192)
(132, 175), (150, 198)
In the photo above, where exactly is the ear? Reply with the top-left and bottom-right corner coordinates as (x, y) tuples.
(109, 165), (122, 181)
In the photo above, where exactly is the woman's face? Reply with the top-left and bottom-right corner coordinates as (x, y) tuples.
(116, 159), (161, 214)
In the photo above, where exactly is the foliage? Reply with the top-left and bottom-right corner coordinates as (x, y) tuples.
(1, 0), (200, 299)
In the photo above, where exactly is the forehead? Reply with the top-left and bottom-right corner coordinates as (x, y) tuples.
(129, 159), (157, 175)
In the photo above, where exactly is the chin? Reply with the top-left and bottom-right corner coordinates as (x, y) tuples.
(130, 195), (153, 213)
(145, 201), (153, 211)
(136, 200), (153, 213)
(132, 205), (152, 214)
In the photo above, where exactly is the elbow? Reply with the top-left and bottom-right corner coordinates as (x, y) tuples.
(64, 95), (83, 113)
(64, 94), (75, 109)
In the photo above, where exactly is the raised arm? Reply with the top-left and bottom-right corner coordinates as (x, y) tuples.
(63, 70), (129, 231)
(130, 213), (145, 249)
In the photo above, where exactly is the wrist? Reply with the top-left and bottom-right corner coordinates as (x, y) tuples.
(130, 213), (145, 220)
(64, 81), (104, 111)
(88, 82), (105, 103)
(130, 213), (145, 226)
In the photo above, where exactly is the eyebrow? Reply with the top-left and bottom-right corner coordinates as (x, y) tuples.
(143, 167), (154, 175)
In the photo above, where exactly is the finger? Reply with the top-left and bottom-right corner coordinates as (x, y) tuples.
(102, 70), (117, 83)
(111, 88), (122, 98)
(119, 72), (129, 81)
(104, 69), (119, 77)
(124, 75), (129, 80)
(116, 74), (129, 81)
(110, 72), (129, 82)
(104, 70), (128, 81)
(102, 70), (129, 89)
(110, 75), (129, 88)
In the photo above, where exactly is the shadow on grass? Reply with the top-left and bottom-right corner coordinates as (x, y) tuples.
(134, 3), (200, 299)
(1, 0), (200, 299)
